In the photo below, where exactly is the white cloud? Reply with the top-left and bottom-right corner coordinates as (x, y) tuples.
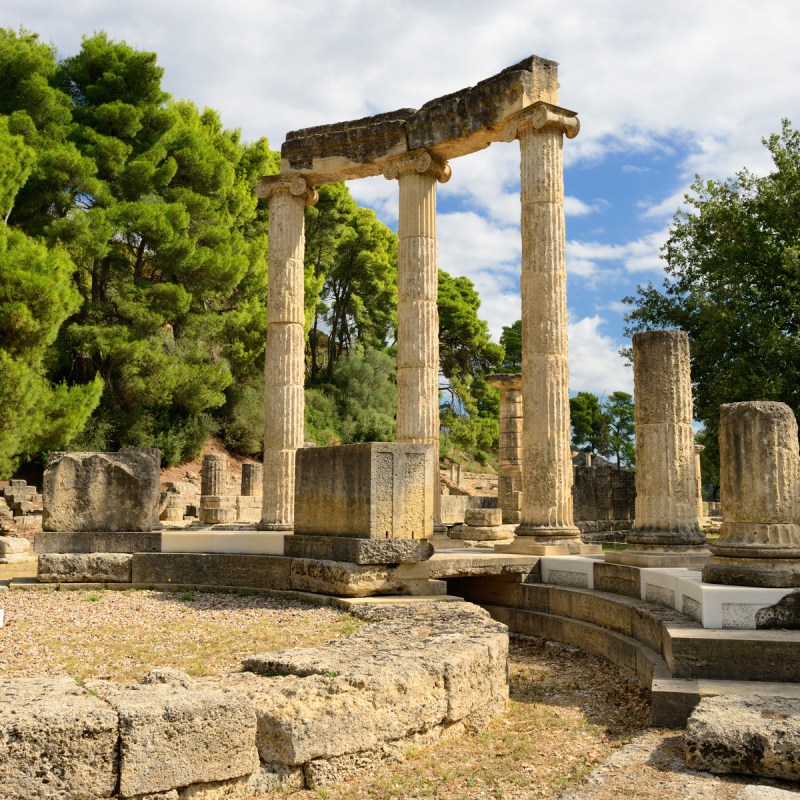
(567, 230), (667, 278)
(568, 316), (633, 396)
(564, 196), (599, 217)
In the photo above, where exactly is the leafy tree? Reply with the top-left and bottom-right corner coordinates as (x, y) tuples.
(569, 391), (606, 454)
(0, 117), (101, 476)
(498, 319), (522, 371)
(603, 391), (635, 468)
(624, 120), (800, 467)
(2, 30), (279, 464)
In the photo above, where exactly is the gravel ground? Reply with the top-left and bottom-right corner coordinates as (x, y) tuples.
(0, 587), (359, 682)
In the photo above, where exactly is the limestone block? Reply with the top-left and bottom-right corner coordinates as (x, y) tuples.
(685, 695), (800, 781)
(35, 530), (161, 554)
(294, 443), (434, 540)
(439, 495), (470, 525)
(448, 524), (514, 542)
(38, 552), (132, 583)
(464, 508), (502, 527)
(43, 449), (160, 532)
(85, 681), (258, 797)
(0, 677), (118, 800)
(131, 553), (292, 591)
(289, 558), (432, 597)
(0, 535), (31, 555)
(283, 535), (433, 564)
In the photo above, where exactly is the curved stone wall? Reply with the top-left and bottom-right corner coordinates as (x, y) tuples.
(0, 600), (507, 799)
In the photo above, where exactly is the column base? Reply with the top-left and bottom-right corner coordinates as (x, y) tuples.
(703, 555), (800, 588)
(256, 521), (294, 532)
(605, 544), (710, 568)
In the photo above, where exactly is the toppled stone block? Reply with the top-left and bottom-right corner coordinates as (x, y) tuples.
(0, 677), (118, 800)
(38, 552), (132, 583)
(43, 449), (160, 532)
(283, 535), (433, 564)
(294, 442), (434, 540)
(85, 680), (259, 797)
(685, 695), (800, 781)
(0, 535), (32, 555)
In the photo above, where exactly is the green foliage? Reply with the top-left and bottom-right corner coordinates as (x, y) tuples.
(498, 319), (522, 372)
(569, 390), (635, 469)
(569, 391), (606, 454)
(603, 391), (635, 469)
(1, 28), (279, 464)
(624, 120), (800, 463)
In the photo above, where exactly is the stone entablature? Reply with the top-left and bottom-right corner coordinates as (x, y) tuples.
(277, 56), (560, 183)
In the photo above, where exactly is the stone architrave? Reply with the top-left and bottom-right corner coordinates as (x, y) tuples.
(256, 175), (318, 531)
(496, 104), (585, 556)
(703, 401), (800, 587)
(383, 149), (450, 527)
(487, 374), (523, 524)
(42, 449), (160, 533)
(607, 329), (707, 568)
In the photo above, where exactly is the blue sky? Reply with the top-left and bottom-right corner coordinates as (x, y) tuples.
(6, 0), (800, 399)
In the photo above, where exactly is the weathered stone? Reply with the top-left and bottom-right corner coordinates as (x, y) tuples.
(504, 105), (581, 548)
(35, 530), (161, 554)
(705, 402), (800, 587)
(141, 668), (195, 689)
(0, 677), (118, 800)
(256, 179), (316, 532)
(43, 449), (160, 532)
(487, 374), (524, 524)
(283, 535), (433, 564)
(0, 535), (31, 555)
(629, 330), (703, 544)
(131, 553), (292, 590)
(240, 463), (263, 497)
(38, 552), (132, 583)
(448, 524), (514, 542)
(439, 494), (470, 525)
(294, 443), (434, 540)
(240, 602), (507, 774)
(85, 680), (259, 797)
(685, 695), (800, 780)
(200, 454), (227, 496)
(463, 508), (502, 527)
(277, 56), (559, 182)
(289, 557), (434, 597)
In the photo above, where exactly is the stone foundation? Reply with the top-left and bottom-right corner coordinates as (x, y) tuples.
(0, 601), (508, 798)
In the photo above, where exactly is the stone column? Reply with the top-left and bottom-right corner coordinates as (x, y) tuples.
(694, 444), (705, 519)
(704, 401), (800, 587)
(200, 453), (236, 525)
(384, 149), (450, 529)
(607, 329), (707, 567)
(256, 176), (318, 530)
(487, 374), (523, 524)
(497, 103), (584, 555)
(241, 463), (263, 497)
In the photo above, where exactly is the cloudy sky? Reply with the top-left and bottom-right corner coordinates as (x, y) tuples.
(6, 0), (800, 397)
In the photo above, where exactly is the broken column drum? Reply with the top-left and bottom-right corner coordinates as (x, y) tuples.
(200, 454), (227, 497)
(629, 330), (704, 548)
(256, 176), (318, 531)
(703, 401), (800, 587)
(240, 463), (263, 497)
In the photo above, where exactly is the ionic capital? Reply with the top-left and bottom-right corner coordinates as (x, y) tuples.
(256, 174), (319, 206)
(382, 149), (451, 183)
(502, 102), (580, 143)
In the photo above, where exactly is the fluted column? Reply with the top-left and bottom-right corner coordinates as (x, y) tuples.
(502, 104), (581, 549)
(487, 374), (523, 524)
(384, 150), (450, 528)
(607, 329), (707, 567)
(704, 401), (800, 587)
(694, 444), (705, 520)
(256, 176), (318, 530)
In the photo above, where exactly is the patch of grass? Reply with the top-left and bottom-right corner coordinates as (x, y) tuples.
(84, 593), (101, 602)
(177, 591), (195, 602)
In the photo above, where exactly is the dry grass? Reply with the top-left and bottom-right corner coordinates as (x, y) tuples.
(0, 587), (360, 682)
